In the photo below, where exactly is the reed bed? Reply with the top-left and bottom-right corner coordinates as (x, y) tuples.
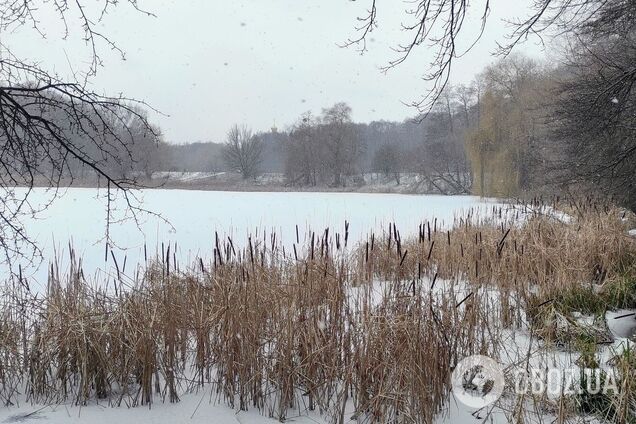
(0, 197), (633, 423)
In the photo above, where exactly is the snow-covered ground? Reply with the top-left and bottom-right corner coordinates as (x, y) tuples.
(0, 396), (291, 424)
(607, 309), (636, 340)
(5, 188), (501, 287)
(0, 392), (510, 424)
(152, 171), (227, 182)
(151, 171), (469, 195)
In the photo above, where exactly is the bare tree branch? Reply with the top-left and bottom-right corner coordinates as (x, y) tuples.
(0, 0), (165, 270)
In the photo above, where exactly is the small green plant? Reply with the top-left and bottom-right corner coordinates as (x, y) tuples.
(542, 269), (636, 320)
(577, 347), (636, 423)
(603, 274), (636, 311)
(577, 369), (617, 420)
(555, 286), (607, 317)
(575, 333), (599, 367)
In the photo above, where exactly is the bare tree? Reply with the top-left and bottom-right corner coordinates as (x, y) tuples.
(222, 125), (264, 180)
(372, 144), (402, 185)
(98, 107), (165, 180)
(455, 84), (475, 128)
(285, 112), (320, 186)
(411, 89), (473, 195)
(0, 1), (159, 266)
(320, 103), (363, 187)
(549, 6), (636, 209)
(418, 139), (472, 195)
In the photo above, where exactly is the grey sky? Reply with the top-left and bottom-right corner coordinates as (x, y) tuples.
(6, 0), (547, 143)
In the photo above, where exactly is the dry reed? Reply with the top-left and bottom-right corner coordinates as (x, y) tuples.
(0, 197), (633, 423)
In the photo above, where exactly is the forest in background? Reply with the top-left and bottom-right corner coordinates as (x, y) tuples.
(60, 46), (634, 211)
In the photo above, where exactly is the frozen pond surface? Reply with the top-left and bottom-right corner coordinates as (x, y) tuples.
(8, 188), (500, 286)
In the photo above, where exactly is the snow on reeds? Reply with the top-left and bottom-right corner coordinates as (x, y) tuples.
(0, 197), (633, 423)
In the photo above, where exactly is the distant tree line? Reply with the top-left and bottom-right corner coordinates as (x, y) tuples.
(43, 33), (634, 212)
(40, 0), (635, 210)
(92, 102), (469, 194)
(89, 0), (634, 209)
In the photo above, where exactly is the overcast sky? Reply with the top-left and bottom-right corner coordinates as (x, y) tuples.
(6, 0), (548, 143)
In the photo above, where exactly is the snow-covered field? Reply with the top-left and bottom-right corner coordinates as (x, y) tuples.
(8, 188), (500, 286)
(0, 390), (504, 424)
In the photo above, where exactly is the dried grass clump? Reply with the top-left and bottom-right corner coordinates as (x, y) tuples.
(0, 233), (495, 423)
(357, 199), (636, 321)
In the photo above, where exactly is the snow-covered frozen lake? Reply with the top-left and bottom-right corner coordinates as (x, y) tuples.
(8, 188), (500, 286)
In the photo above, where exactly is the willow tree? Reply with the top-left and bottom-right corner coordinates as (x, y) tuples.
(466, 90), (516, 197)
(465, 55), (546, 197)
